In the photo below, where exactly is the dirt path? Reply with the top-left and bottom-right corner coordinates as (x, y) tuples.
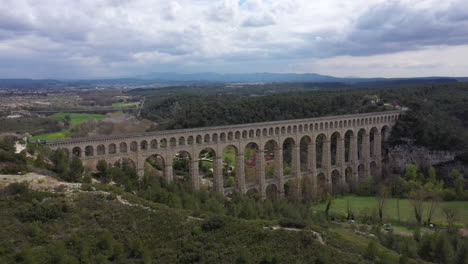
(0, 173), (81, 192)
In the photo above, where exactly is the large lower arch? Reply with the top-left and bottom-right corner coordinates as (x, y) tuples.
(199, 148), (216, 188)
(145, 154), (165, 180)
(282, 138), (295, 176)
(222, 145), (238, 188)
(344, 130), (354, 162)
(330, 132), (341, 166)
(244, 142), (259, 185)
(317, 173), (328, 200)
(369, 127), (379, 158)
(315, 134), (327, 169)
(300, 136), (312, 174)
(264, 140), (279, 179)
(301, 176), (315, 202)
(172, 150), (192, 183)
(331, 169), (342, 195)
(345, 167), (354, 193)
(266, 184), (280, 200)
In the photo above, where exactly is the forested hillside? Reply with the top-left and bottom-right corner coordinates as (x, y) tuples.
(139, 82), (468, 155)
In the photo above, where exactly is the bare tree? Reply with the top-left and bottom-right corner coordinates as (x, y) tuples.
(409, 189), (426, 225)
(377, 185), (389, 224)
(425, 191), (440, 225)
(442, 207), (459, 227)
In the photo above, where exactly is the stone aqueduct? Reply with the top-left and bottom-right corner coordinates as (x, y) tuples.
(47, 111), (402, 198)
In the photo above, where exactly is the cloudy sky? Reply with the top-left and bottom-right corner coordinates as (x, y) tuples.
(1, 0), (468, 78)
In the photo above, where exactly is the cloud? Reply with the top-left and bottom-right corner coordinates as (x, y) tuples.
(0, 0), (467, 78)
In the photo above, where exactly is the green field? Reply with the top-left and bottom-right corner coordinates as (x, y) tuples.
(112, 102), (140, 108)
(315, 195), (468, 225)
(31, 131), (67, 141)
(32, 113), (106, 141)
(50, 112), (106, 125)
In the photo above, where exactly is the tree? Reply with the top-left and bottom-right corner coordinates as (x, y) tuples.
(96, 160), (110, 183)
(428, 167), (437, 184)
(405, 164), (417, 182)
(425, 190), (439, 225)
(52, 149), (69, 178)
(324, 193), (335, 219)
(67, 156), (84, 182)
(452, 170), (465, 200)
(442, 207), (459, 228)
(409, 188), (426, 225)
(377, 185), (389, 224)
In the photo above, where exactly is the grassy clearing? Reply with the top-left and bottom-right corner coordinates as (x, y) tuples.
(31, 131), (67, 141)
(32, 113), (106, 141)
(315, 195), (468, 226)
(50, 112), (106, 125)
(112, 102), (140, 108)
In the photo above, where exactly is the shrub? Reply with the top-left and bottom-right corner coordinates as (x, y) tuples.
(17, 202), (69, 222)
(278, 217), (307, 229)
(201, 216), (225, 232)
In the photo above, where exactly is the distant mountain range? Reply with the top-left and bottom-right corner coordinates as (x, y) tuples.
(0, 72), (466, 89)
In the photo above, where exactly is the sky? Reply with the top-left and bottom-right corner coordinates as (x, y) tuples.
(1, 0), (468, 79)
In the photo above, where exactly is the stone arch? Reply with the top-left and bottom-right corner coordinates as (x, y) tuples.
(108, 143), (116, 154)
(330, 131), (341, 166)
(150, 139), (158, 149)
(130, 141), (138, 152)
(300, 135), (312, 173)
(302, 176), (315, 202)
(269, 127), (274, 136)
(178, 137), (186, 146)
(281, 126), (286, 134)
(97, 144), (105, 155)
(212, 133), (218, 143)
(282, 137), (296, 176)
(357, 129), (366, 160)
(172, 150), (192, 182)
(169, 137), (176, 147)
(370, 161), (378, 180)
(246, 188), (260, 200)
(222, 145), (238, 188)
(275, 127), (280, 135)
(331, 169), (341, 195)
(220, 133), (226, 142)
(315, 133), (327, 169)
(199, 147), (216, 187)
(293, 125), (297, 133)
(145, 154), (165, 180)
(119, 142), (127, 153)
(160, 138), (167, 148)
(114, 157), (136, 170)
(287, 126), (292, 134)
(266, 184), (279, 200)
(345, 167), (354, 193)
(256, 129), (261, 137)
(283, 178), (300, 201)
(369, 127), (379, 157)
(187, 136), (194, 145)
(140, 140), (148, 151)
(85, 145), (94, 157)
(358, 164), (365, 179)
(249, 129), (254, 138)
(344, 130), (354, 162)
(204, 134), (210, 143)
(196, 135), (202, 144)
(228, 132), (234, 141)
(317, 173), (327, 199)
(264, 139), (279, 179)
(315, 123), (318, 130)
(244, 142), (259, 184)
(235, 131), (241, 140)
(381, 125), (390, 141)
(72, 147), (81, 157)
(242, 130), (248, 139)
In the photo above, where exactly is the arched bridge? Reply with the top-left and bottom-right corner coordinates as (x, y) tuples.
(46, 110), (402, 198)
